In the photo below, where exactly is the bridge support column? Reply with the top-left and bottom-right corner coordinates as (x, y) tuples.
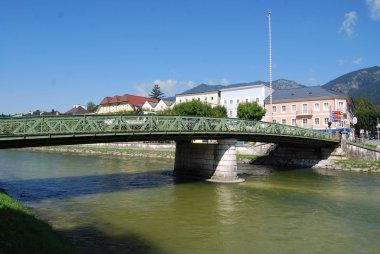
(174, 139), (244, 183)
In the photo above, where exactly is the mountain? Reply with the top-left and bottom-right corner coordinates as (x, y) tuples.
(323, 66), (380, 104)
(271, 79), (306, 90)
(179, 79), (305, 95)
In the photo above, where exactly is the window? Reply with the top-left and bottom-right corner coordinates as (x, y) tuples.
(237, 98), (240, 104)
(205, 97), (207, 101)
(323, 102), (329, 110)
(272, 120), (277, 123)
(314, 118), (320, 126)
(281, 105), (286, 112)
(291, 105), (296, 112)
(302, 104), (308, 114)
(291, 119), (296, 126)
(197, 98), (200, 101)
(179, 99), (182, 103)
(256, 97), (260, 103)
(230, 99), (233, 105)
(281, 119), (286, 125)
(229, 111), (233, 117)
(211, 97), (214, 100)
(224, 100), (227, 105)
(314, 103), (320, 111)
(302, 119), (308, 128)
(272, 106), (277, 113)
(245, 97), (249, 103)
(324, 118), (329, 125)
(338, 102), (344, 111)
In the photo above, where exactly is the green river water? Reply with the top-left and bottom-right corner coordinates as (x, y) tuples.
(0, 149), (380, 254)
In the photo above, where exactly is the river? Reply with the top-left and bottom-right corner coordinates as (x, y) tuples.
(1, 149), (380, 254)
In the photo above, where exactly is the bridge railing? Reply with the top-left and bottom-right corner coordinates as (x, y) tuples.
(0, 115), (334, 141)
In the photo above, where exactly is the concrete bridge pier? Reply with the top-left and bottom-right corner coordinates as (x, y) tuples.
(174, 139), (244, 183)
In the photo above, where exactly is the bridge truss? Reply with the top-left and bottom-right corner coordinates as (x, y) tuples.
(0, 115), (338, 148)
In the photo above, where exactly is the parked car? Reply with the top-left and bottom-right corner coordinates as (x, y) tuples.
(369, 133), (378, 140)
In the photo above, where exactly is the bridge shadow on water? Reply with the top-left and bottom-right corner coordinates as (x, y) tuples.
(1, 170), (194, 203)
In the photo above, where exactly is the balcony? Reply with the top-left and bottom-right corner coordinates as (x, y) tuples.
(296, 110), (313, 117)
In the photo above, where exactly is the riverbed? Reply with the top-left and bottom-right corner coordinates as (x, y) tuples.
(1, 149), (380, 253)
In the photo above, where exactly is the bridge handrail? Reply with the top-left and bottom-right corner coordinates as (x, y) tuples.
(0, 115), (335, 141)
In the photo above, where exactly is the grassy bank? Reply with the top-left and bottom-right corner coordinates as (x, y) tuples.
(335, 159), (380, 171)
(0, 192), (78, 254)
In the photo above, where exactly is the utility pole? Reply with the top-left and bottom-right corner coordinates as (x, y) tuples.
(268, 10), (273, 122)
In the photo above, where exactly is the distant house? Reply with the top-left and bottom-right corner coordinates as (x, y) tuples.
(264, 86), (354, 132)
(97, 94), (159, 114)
(142, 101), (158, 112)
(65, 104), (89, 115)
(175, 83), (270, 118)
(155, 99), (175, 111)
(176, 84), (221, 107)
(220, 84), (270, 118)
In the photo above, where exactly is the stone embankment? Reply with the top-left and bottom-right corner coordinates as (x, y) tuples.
(24, 141), (380, 172)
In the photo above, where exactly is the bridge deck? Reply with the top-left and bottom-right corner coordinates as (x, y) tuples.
(0, 115), (339, 149)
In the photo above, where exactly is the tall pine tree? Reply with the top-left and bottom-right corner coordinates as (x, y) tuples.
(149, 84), (165, 100)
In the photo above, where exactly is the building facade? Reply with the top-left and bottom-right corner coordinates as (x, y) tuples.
(97, 94), (158, 114)
(176, 90), (220, 107)
(220, 84), (270, 118)
(264, 86), (354, 132)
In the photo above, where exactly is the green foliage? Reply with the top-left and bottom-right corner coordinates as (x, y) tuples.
(149, 84), (165, 100)
(211, 105), (227, 118)
(173, 100), (213, 116)
(354, 98), (376, 111)
(114, 107), (143, 116)
(237, 102), (266, 121)
(156, 108), (176, 115)
(86, 101), (98, 113)
(353, 98), (380, 132)
(0, 193), (78, 254)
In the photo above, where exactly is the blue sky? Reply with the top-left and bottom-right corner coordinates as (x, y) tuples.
(0, 0), (379, 114)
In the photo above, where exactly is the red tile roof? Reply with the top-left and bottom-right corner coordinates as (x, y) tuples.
(99, 94), (158, 107)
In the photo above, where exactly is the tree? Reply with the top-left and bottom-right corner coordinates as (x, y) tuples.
(237, 102), (266, 121)
(212, 105), (227, 118)
(352, 98), (380, 133)
(86, 102), (98, 113)
(173, 100), (213, 116)
(149, 84), (165, 100)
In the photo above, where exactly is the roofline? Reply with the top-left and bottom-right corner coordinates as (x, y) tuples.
(220, 84), (267, 92)
(264, 95), (352, 104)
(176, 90), (220, 96)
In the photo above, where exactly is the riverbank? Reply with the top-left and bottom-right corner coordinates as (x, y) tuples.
(24, 143), (380, 172)
(24, 145), (263, 163)
(0, 191), (78, 254)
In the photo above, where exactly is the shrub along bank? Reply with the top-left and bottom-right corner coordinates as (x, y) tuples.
(0, 192), (78, 254)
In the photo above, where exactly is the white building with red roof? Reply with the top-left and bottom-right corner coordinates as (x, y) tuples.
(96, 94), (159, 114)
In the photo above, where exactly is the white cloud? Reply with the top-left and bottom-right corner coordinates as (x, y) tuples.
(337, 59), (346, 66)
(186, 81), (195, 88)
(366, 0), (380, 20)
(221, 79), (229, 86)
(133, 79), (196, 97)
(339, 11), (358, 38)
(153, 80), (178, 95)
(308, 77), (318, 83)
(353, 57), (363, 64)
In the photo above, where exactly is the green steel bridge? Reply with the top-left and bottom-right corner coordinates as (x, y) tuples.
(0, 115), (339, 149)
